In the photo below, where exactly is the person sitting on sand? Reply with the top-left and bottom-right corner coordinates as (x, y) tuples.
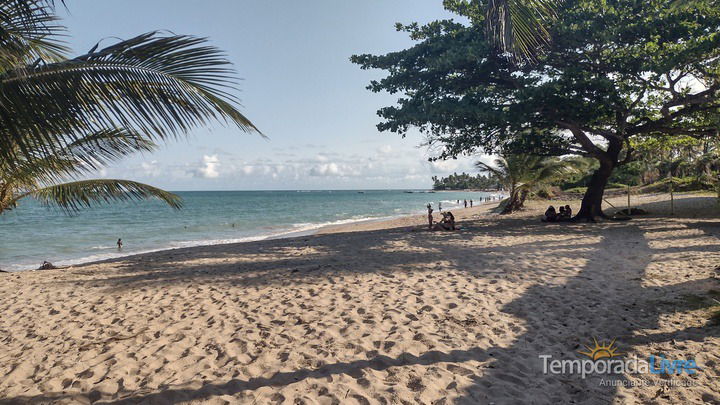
(443, 211), (456, 230)
(427, 203), (434, 230)
(542, 206), (558, 222)
(434, 211), (457, 231)
(558, 206), (572, 221)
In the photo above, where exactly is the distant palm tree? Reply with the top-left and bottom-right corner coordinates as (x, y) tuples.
(476, 154), (579, 214)
(0, 1), (259, 213)
(484, 0), (563, 62)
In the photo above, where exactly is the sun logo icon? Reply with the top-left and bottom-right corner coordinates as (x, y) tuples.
(578, 338), (623, 360)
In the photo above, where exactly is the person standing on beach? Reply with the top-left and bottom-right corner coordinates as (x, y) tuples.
(438, 202), (442, 211)
(427, 204), (434, 230)
(117, 238), (123, 250)
(464, 199), (467, 208)
(470, 199), (473, 207)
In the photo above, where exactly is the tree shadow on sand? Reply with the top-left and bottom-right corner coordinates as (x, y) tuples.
(3, 216), (720, 404)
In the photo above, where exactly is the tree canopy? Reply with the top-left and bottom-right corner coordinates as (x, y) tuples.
(352, 0), (720, 219)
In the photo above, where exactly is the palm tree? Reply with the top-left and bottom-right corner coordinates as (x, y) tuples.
(0, 1), (259, 212)
(484, 0), (563, 62)
(476, 154), (579, 214)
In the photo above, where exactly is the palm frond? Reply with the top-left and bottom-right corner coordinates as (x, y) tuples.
(61, 128), (158, 170)
(19, 179), (182, 213)
(475, 159), (505, 179)
(3, 154), (75, 190)
(0, 0), (68, 67)
(0, 31), (260, 167)
(477, 153), (578, 191)
(531, 158), (579, 184)
(5, 128), (157, 185)
(485, 0), (561, 63)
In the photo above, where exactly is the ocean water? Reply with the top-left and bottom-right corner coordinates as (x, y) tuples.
(0, 190), (500, 271)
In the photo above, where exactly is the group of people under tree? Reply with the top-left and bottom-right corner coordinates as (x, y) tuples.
(542, 205), (573, 223)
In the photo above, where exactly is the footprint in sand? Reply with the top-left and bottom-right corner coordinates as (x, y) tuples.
(406, 376), (425, 392)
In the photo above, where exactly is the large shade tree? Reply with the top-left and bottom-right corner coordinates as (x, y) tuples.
(353, 0), (720, 220)
(0, 1), (259, 212)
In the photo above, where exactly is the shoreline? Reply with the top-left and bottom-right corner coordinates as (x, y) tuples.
(0, 214), (406, 273)
(2, 191), (702, 273)
(2, 199), (501, 272)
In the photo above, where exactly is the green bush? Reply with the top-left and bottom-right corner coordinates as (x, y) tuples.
(562, 183), (626, 194)
(562, 186), (587, 194)
(534, 186), (562, 199)
(640, 176), (715, 193)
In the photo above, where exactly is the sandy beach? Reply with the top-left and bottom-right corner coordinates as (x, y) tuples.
(1, 193), (719, 404)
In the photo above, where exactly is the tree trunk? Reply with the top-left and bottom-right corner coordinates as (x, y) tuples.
(574, 159), (614, 221)
(501, 185), (518, 214)
(500, 187), (528, 214)
(562, 125), (625, 222)
(518, 189), (528, 208)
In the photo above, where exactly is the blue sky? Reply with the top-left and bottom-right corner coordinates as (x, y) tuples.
(59, 1), (483, 190)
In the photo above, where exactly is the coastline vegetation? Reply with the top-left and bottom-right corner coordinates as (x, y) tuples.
(431, 172), (501, 191)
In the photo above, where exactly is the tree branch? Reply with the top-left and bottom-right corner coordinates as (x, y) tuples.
(556, 121), (606, 157)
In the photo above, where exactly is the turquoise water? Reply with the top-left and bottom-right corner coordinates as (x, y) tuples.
(0, 190), (500, 271)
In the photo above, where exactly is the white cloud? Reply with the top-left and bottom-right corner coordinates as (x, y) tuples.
(140, 160), (160, 177)
(196, 154), (220, 178)
(101, 142), (488, 189)
(378, 145), (393, 155)
(428, 159), (461, 173)
(310, 162), (342, 177)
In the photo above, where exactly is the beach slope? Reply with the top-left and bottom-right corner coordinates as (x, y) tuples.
(1, 193), (719, 404)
